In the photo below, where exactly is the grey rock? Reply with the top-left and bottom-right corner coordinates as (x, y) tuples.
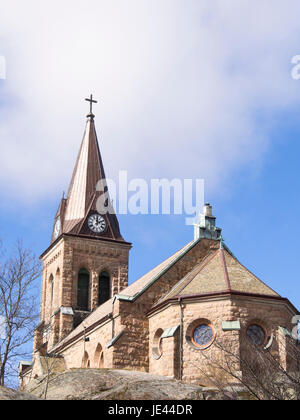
(0, 385), (41, 400)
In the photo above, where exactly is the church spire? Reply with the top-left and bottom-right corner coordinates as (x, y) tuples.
(64, 115), (105, 221)
(51, 98), (125, 243)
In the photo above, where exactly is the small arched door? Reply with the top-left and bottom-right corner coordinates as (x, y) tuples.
(77, 269), (90, 311)
(98, 271), (110, 306)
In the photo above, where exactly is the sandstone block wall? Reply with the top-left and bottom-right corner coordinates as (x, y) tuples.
(113, 239), (220, 373)
(36, 235), (130, 353)
(60, 318), (114, 369)
(31, 236), (299, 387)
(149, 304), (180, 378)
(149, 295), (297, 385)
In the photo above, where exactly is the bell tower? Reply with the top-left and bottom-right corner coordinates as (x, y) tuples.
(34, 98), (131, 353)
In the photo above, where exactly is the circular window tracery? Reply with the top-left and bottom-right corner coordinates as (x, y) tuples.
(247, 324), (266, 346)
(192, 324), (215, 349)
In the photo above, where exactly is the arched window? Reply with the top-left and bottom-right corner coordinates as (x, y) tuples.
(82, 351), (90, 368)
(99, 351), (104, 368)
(98, 271), (110, 306)
(49, 274), (54, 314)
(54, 268), (60, 310)
(152, 328), (164, 360)
(77, 269), (90, 311)
(94, 343), (104, 368)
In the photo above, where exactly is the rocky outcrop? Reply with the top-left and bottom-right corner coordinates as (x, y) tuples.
(23, 368), (226, 400)
(0, 386), (41, 400)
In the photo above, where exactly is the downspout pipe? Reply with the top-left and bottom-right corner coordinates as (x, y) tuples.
(111, 299), (115, 340)
(82, 324), (90, 366)
(83, 326), (86, 366)
(179, 298), (183, 381)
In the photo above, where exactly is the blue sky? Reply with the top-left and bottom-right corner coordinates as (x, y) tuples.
(1, 0), (300, 315)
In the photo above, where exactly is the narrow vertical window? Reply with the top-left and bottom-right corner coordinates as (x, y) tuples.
(77, 269), (90, 311)
(94, 344), (104, 368)
(98, 271), (110, 305)
(49, 275), (54, 314)
(54, 268), (60, 310)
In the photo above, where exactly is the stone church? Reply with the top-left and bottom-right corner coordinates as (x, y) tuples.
(20, 103), (299, 388)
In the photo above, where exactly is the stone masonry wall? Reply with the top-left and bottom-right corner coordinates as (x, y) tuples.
(149, 304), (180, 378)
(112, 239), (220, 372)
(37, 235), (130, 353)
(180, 297), (239, 385)
(64, 236), (130, 313)
(36, 236), (298, 385)
(59, 318), (115, 369)
(149, 295), (297, 385)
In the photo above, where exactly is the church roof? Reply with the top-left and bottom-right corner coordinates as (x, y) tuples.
(51, 238), (294, 354)
(64, 116), (106, 222)
(51, 298), (114, 353)
(154, 247), (280, 307)
(50, 113), (125, 244)
(116, 240), (195, 298)
(50, 240), (196, 352)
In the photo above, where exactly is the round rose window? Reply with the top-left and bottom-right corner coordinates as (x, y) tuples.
(247, 324), (266, 346)
(192, 324), (214, 348)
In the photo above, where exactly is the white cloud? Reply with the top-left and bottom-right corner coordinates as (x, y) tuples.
(1, 0), (300, 205)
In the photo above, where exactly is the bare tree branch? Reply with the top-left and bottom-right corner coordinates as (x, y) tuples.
(193, 334), (300, 400)
(0, 240), (40, 387)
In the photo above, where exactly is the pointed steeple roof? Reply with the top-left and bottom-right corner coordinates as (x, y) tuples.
(51, 110), (125, 244)
(64, 115), (105, 222)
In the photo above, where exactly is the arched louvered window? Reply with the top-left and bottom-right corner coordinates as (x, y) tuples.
(98, 271), (110, 306)
(77, 269), (90, 311)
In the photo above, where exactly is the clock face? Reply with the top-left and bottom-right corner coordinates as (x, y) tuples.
(54, 219), (61, 239)
(88, 214), (107, 233)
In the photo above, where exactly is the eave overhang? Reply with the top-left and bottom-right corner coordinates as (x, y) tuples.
(49, 312), (113, 354)
(147, 290), (300, 317)
(40, 232), (132, 260)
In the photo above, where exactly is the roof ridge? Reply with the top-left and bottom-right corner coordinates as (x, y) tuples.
(119, 239), (224, 302)
(223, 250), (280, 297)
(173, 248), (221, 296)
(156, 249), (217, 303)
(219, 248), (231, 291)
(75, 193), (96, 234)
(223, 243), (237, 259)
(156, 247), (221, 304)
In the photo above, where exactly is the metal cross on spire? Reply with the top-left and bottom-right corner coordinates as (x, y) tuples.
(85, 94), (98, 116)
